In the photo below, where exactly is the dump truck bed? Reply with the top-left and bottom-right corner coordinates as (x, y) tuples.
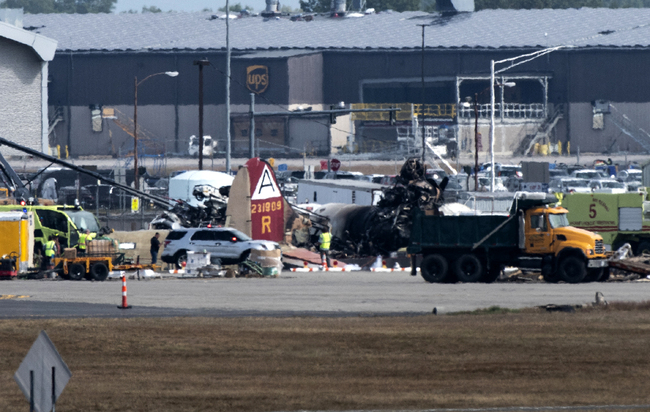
(408, 210), (519, 253)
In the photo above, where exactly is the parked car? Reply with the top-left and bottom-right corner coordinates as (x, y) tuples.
(188, 135), (214, 157)
(548, 178), (591, 194)
(588, 179), (627, 193)
(425, 168), (448, 183)
(379, 175), (397, 186)
(355, 174), (383, 183)
(161, 227), (281, 268)
(496, 164), (522, 178)
(476, 176), (508, 192)
(617, 169), (642, 183)
(504, 176), (523, 192)
(321, 171), (359, 180)
(549, 168), (569, 178)
(570, 169), (607, 180)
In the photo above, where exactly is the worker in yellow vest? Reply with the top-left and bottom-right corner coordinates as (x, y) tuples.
(43, 235), (57, 270)
(318, 225), (333, 268)
(78, 229), (89, 256)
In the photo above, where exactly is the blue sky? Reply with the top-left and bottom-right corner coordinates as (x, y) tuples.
(114, 0), (301, 13)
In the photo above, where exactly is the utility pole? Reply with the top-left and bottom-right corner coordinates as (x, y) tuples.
(194, 59), (209, 170)
(249, 93), (255, 158)
(225, 0), (232, 174)
(418, 24), (427, 166)
(474, 93), (479, 191)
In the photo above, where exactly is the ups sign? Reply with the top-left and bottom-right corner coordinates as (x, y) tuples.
(246, 65), (269, 94)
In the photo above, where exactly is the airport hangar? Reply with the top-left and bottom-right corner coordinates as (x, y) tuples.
(15, 8), (650, 159)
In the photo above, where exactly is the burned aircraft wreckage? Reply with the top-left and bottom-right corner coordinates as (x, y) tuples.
(316, 158), (448, 256)
(0, 135), (445, 258)
(150, 157), (447, 258)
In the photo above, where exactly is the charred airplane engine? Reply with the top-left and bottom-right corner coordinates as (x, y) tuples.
(316, 157), (448, 256)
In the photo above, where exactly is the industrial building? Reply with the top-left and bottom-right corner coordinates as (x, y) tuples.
(3, 7), (650, 158)
(0, 10), (57, 156)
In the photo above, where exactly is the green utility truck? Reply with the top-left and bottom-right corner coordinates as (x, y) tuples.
(0, 205), (100, 254)
(408, 193), (608, 283)
(562, 192), (650, 255)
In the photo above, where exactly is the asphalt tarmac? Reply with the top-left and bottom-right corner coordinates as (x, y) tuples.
(1, 271), (649, 318)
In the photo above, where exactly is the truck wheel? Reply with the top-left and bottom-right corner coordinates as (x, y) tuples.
(636, 242), (650, 256)
(420, 254), (449, 283)
(584, 268), (604, 282)
(558, 256), (587, 283)
(90, 262), (109, 281)
(542, 263), (560, 283)
(483, 264), (502, 283)
(598, 267), (610, 282)
(68, 263), (85, 281)
(454, 254), (484, 283)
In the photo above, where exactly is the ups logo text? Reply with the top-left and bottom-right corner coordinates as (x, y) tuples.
(246, 65), (269, 93)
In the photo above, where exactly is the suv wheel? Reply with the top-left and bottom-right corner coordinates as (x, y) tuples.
(239, 250), (251, 263)
(175, 251), (187, 269)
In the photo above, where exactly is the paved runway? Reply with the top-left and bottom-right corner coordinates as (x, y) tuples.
(1, 271), (649, 318)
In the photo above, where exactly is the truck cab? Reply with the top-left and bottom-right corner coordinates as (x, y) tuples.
(0, 205), (100, 259)
(523, 205), (607, 282)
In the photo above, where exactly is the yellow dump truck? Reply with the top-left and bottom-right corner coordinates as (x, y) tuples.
(0, 211), (34, 275)
(408, 193), (609, 283)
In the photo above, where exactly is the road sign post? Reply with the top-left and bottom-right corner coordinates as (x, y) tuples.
(330, 158), (341, 172)
(14, 331), (71, 412)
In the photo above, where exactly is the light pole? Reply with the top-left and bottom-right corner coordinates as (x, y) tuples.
(193, 60), (209, 170)
(488, 71), (515, 192)
(417, 24), (427, 165)
(474, 93), (479, 191)
(133, 71), (178, 191)
(489, 45), (569, 192)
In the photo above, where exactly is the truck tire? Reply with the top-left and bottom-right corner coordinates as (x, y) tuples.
(542, 263), (560, 283)
(454, 253), (484, 283)
(585, 268), (605, 282)
(599, 267), (610, 282)
(420, 254), (449, 283)
(558, 256), (587, 283)
(68, 263), (85, 281)
(636, 242), (650, 256)
(483, 264), (502, 283)
(90, 262), (109, 281)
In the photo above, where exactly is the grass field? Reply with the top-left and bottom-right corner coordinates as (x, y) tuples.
(1, 304), (650, 412)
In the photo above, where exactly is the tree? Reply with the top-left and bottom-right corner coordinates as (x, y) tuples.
(299, 0), (329, 12)
(218, 3), (253, 12)
(0, 0), (116, 13)
(142, 5), (162, 13)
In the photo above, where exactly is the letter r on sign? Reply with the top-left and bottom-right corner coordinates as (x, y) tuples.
(262, 216), (271, 234)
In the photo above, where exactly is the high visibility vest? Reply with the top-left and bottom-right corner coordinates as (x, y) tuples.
(78, 233), (87, 250)
(87, 232), (96, 242)
(319, 232), (331, 251)
(45, 240), (56, 258)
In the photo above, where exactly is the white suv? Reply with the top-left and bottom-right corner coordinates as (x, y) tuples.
(161, 227), (281, 268)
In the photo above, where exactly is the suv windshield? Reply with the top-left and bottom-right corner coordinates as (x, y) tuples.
(230, 229), (252, 241)
(549, 213), (570, 228)
(65, 210), (100, 232)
